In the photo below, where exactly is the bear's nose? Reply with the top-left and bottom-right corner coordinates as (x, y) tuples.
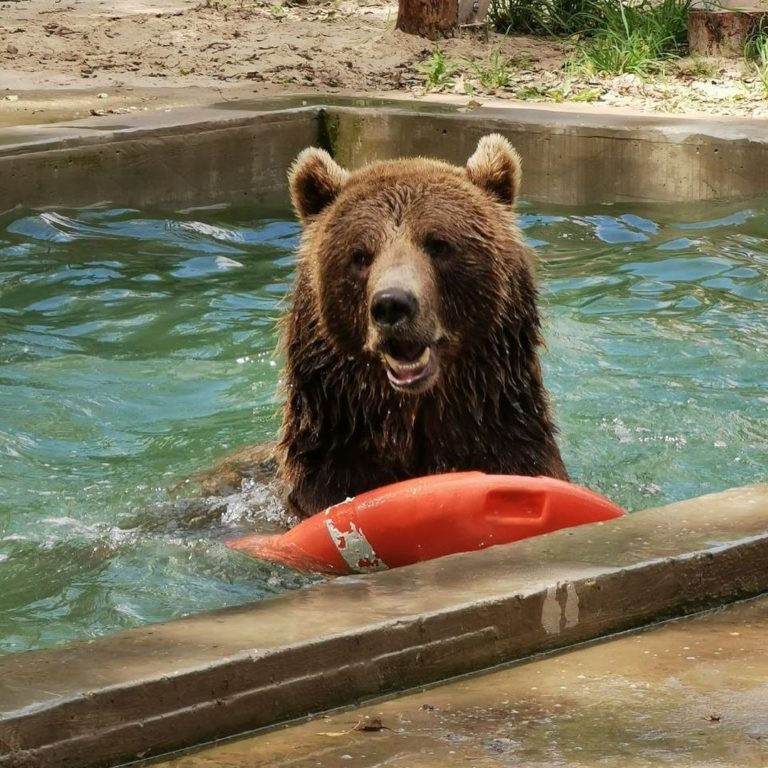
(371, 288), (418, 328)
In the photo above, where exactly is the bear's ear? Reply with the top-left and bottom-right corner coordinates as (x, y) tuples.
(289, 147), (349, 222)
(465, 134), (522, 206)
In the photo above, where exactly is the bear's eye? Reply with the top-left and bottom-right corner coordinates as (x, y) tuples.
(424, 235), (454, 261)
(350, 248), (373, 274)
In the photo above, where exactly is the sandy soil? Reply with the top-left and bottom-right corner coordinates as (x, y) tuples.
(0, 0), (766, 124)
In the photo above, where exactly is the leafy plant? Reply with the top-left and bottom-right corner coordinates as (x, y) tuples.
(490, 0), (690, 77)
(417, 46), (459, 91)
(570, 85), (603, 101)
(568, 0), (691, 76)
(514, 81), (601, 102)
(744, 16), (768, 61)
(746, 34), (768, 97)
(488, 0), (602, 36)
(570, 29), (658, 75)
(515, 84), (550, 99)
(469, 47), (516, 88)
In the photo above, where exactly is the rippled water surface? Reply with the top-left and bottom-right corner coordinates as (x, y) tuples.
(1, 201), (766, 655)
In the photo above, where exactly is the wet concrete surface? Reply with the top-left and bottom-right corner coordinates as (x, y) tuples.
(155, 595), (768, 768)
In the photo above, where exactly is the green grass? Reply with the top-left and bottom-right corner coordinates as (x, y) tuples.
(514, 81), (602, 102)
(489, 0), (690, 77)
(488, 0), (601, 36)
(571, 30), (659, 75)
(744, 19), (768, 97)
(745, 33), (768, 98)
(569, 0), (691, 76)
(467, 47), (519, 88)
(417, 46), (459, 91)
(744, 16), (768, 60)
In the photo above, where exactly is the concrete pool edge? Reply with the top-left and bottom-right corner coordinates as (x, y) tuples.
(0, 105), (322, 213)
(1, 483), (768, 768)
(148, 593), (768, 767)
(1, 96), (768, 210)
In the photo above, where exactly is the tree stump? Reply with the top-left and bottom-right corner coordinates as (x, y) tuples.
(689, 3), (768, 57)
(458, 0), (493, 27)
(396, 0), (460, 38)
(395, 0), (492, 37)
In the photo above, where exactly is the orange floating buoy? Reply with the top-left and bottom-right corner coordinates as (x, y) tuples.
(227, 472), (626, 575)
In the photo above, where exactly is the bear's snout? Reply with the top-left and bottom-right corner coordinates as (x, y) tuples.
(370, 288), (418, 329)
(367, 274), (440, 394)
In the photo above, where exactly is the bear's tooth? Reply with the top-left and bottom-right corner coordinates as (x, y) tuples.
(383, 347), (430, 372)
(383, 353), (398, 369)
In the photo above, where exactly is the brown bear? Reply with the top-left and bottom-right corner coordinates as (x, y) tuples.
(274, 133), (569, 518)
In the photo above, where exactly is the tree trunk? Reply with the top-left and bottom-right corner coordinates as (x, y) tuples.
(396, 0), (459, 38)
(689, 8), (768, 57)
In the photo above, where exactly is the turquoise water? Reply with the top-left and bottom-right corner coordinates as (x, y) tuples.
(1, 201), (766, 655)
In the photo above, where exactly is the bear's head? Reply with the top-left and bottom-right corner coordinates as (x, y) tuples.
(288, 134), (532, 396)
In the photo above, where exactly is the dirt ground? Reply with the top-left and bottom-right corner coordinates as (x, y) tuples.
(0, 0), (767, 124)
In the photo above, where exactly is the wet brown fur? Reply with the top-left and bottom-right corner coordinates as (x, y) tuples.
(279, 135), (568, 518)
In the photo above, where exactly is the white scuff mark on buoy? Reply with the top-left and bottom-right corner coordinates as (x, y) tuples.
(325, 519), (388, 573)
(541, 585), (560, 635)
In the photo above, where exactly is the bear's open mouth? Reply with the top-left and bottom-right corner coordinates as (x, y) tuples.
(380, 339), (437, 391)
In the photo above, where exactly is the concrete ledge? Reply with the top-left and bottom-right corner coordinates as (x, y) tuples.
(1, 484), (767, 768)
(327, 105), (768, 204)
(0, 106), (320, 211)
(2, 98), (768, 211)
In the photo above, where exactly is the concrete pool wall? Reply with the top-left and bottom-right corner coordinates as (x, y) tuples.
(1, 97), (767, 768)
(2, 97), (768, 212)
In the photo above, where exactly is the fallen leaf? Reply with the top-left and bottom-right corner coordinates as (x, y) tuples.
(353, 717), (391, 732)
